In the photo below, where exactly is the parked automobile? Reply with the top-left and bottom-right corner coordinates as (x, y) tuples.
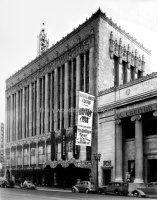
(22, 181), (36, 189)
(132, 182), (157, 197)
(0, 180), (14, 188)
(98, 182), (129, 196)
(71, 181), (97, 193)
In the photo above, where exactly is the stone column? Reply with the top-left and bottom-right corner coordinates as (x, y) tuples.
(115, 119), (123, 182)
(36, 142), (38, 167)
(45, 74), (49, 133)
(41, 78), (44, 134)
(54, 69), (58, 131)
(10, 95), (13, 142)
(16, 92), (19, 141)
(22, 144), (24, 168)
(22, 88), (25, 139)
(50, 73), (53, 132)
(16, 146), (17, 168)
(44, 140), (46, 162)
(28, 143), (31, 167)
(131, 115), (144, 183)
(64, 63), (69, 129)
(29, 83), (32, 137)
(36, 79), (40, 135)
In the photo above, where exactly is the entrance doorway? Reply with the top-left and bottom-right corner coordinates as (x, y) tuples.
(148, 159), (157, 182)
(103, 169), (111, 185)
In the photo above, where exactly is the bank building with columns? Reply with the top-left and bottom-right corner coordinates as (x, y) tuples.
(5, 9), (155, 187)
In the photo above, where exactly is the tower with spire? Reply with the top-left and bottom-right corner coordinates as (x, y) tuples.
(37, 23), (49, 56)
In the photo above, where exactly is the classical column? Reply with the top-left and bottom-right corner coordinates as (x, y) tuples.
(22, 144), (24, 168)
(64, 63), (69, 129)
(45, 74), (49, 133)
(131, 115), (144, 183)
(22, 88), (25, 139)
(36, 142), (38, 167)
(44, 140), (46, 162)
(28, 143), (31, 167)
(127, 45), (131, 83)
(115, 119), (123, 182)
(118, 39), (123, 85)
(16, 146), (17, 168)
(50, 73), (53, 132)
(54, 69), (58, 131)
(29, 83), (32, 137)
(36, 79), (40, 135)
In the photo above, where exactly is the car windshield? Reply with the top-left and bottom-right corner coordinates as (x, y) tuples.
(27, 181), (32, 183)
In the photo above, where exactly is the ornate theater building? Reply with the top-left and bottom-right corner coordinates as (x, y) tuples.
(5, 9), (151, 187)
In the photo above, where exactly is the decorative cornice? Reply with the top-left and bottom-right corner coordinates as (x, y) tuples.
(6, 34), (94, 96)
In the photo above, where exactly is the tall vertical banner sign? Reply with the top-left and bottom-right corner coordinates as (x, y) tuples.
(76, 91), (95, 146)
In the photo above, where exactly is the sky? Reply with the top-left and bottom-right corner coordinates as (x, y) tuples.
(0, 0), (157, 123)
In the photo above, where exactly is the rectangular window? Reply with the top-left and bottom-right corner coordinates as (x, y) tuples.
(80, 53), (84, 91)
(128, 160), (135, 178)
(85, 50), (89, 93)
(114, 56), (119, 86)
(122, 61), (127, 84)
(68, 61), (72, 127)
(130, 66), (135, 81)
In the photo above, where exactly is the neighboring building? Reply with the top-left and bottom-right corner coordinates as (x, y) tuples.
(0, 123), (4, 177)
(5, 9), (151, 187)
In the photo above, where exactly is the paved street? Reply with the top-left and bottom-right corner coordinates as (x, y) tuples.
(0, 187), (156, 200)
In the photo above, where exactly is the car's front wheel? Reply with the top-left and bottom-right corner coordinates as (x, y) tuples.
(72, 188), (76, 193)
(85, 189), (89, 194)
(98, 189), (102, 194)
(114, 189), (120, 195)
(133, 191), (139, 197)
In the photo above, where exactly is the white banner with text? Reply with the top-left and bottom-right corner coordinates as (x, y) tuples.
(76, 91), (95, 146)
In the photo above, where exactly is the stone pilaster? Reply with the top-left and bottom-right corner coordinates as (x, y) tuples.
(28, 143), (30, 167)
(16, 92), (19, 141)
(89, 47), (94, 94)
(29, 83), (32, 137)
(22, 88), (25, 139)
(41, 78), (44, 134)
(10, 95), (13, 142)
(64, 63), (69, 129)
(54, 68), (58, 131)
(36, 79), (40, 135)
(115, 119), (123, 182)
(16, 146), (17, 168)
(45, 74), (49, 133)
(36, 142), (38, 167)
(22, 145), (23, 168)
(131, 115), (144, 183)
(50, 73), (53, 132)
(76, 55), (80, 124)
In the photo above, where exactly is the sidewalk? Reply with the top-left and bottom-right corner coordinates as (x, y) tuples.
(37, 186), (71, 192)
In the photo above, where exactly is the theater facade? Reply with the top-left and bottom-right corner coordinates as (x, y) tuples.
(5, 9), (151, 187)
(98, 73), (157, 185)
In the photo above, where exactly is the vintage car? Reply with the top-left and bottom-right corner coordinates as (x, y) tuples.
(98, 182), (129, 196)
(132, 182), (157, 197)
(71, 181), (97, 193)
(0, 180), (14, 188)
(22, 181), (36, 189)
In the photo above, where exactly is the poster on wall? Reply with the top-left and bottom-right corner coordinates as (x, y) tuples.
(76, 91), (95, 146)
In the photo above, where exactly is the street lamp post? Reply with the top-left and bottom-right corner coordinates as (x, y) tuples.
(94, 153), (101, 187)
